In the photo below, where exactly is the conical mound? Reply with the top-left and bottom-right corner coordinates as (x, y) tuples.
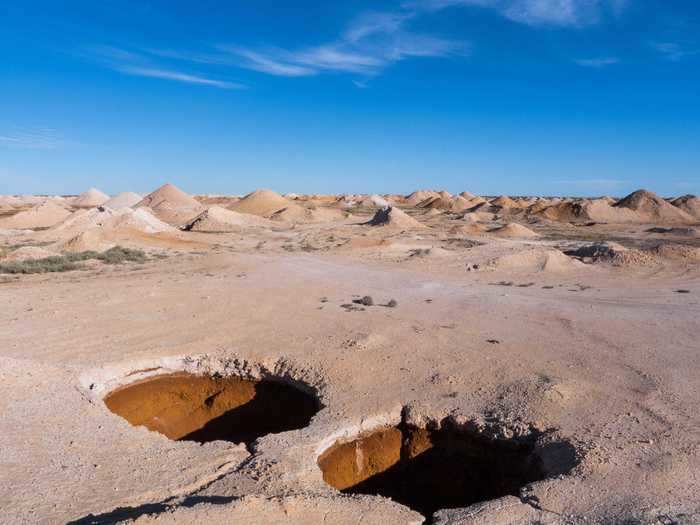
(365, 206), (426, 229)
(103, 192), (143, 210)
(614, 189), (694, 223)
(136, 183), (201, 210)
(229, 189), (289, 217)
(405, 190), (439, 206)
(488, 223), (539, 238)
(135, 183), (203, 225)
(73, 188), (110, 208)
(671, 195), (700, 219)
(490, 195), (520, 208)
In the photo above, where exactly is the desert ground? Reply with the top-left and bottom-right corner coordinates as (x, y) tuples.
(1, 185), (699, 524)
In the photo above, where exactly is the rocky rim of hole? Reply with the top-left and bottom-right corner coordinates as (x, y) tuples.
(317, 407), (580, 519)
(80, 354), (327, 448)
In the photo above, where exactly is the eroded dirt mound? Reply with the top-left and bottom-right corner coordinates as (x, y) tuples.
(488, 249), (582, 272)
(104, 372), (319, 444)
(318, 423), (557, 517)
(135, 183), (204, 224)
(183, 206), (273, 231)
(490, 196), (520, 208)
(449, 224), (487, 235)
(538, 199), (638, 223)
(268, 203), (346, 223)
(614, 189), (694, 223)
(103, 192), (143, 210)
(72, 188), (110, 208)
(365, 206), (426, 229)
(671, 194), (700, 219)
(405, 190), (439, 206)
(488, 223), (539, 238)
(229, 189), (289, 217)
(0, 200), (72, 229)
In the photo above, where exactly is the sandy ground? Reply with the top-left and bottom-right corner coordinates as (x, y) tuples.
(1, 197), (699, 524)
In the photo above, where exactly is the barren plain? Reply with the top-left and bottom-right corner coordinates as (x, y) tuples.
(1, 185), (698, 524)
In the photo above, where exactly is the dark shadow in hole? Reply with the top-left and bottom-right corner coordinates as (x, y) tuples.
(181, 380), (319, 444)
(66, 495), (236, 525)
(104, 373), (321, 446)
(321, 424), (577, 518)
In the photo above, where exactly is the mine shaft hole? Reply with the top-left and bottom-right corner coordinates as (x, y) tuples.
(318, 422), (572, 517)
(104, 372), (320, 445)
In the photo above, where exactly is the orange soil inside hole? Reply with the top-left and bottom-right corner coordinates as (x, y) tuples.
(104, 372), (319, 444)
(318, 424), (549, 517)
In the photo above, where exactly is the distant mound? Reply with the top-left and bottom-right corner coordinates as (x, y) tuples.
(449, 224), (487, 235)
(229, 189), (289, 217)
(459, 191), (476, 199)
(488, 248), (582, 273)
(417, 196), (452, 210)
(365, 206), (426, 229)
(490, 195), (520, 208)
(405, 190), (439, 206)
(55, 207), (179, 252)
(488, 223), (539, 238)
(137, 183), (201, 210)
(135, 183), (203, 224)
(614, 189), (694, 223)
(42, 206), (174, 242)
(671, 195), (700, 219)
(0, 200), (71, 229)
(460, 210), (497, 223)
(73, 188), (110, 208)
(0, 195), (23, 207)
(183, 206), (273, 232)
(103, 192), (142, 210)
(357, 195), (390, 208)
(269, 204), (347, 223)
(539, 199), (638, 223)
(448, 196), (473, 212)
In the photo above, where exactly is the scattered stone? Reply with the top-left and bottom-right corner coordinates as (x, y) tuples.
(352, 295), (374, 306)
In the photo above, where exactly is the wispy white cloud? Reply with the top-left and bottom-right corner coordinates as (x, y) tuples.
(89, 46), (244, 89)
(0, 127), (69, 150)
(651, 42), (700, 62)
(220, 10), (468, 80)
(211, 48), (313, 77)
(91, 0), (629, 88)
(574, 56), (619, 67)
(116, 66), (244, 89)
(405, 0), (626, 27)
(344, 11), (416, 42)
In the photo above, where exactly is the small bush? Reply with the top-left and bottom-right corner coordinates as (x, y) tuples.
(0, 257), (81, 274)
(95, 246), (147, 264)
(0, 246), (147, 274)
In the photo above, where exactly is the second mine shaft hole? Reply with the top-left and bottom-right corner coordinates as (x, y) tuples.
(104, 372), (320, 445)
(318, 422), (566, 517)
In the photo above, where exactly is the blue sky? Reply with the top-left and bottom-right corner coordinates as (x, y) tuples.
(1, 0), (699, 197)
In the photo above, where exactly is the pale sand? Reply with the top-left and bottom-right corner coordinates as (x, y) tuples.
(0, 186), (698, 525)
